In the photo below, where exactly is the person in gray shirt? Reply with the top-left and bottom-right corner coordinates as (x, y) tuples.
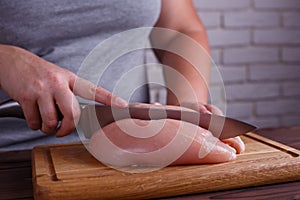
(0, 0), (211, 151)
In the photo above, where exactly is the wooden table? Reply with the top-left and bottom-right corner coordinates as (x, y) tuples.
(1, 126), (300, 200)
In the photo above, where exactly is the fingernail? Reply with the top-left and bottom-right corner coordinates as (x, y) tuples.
(114, 97), (128, 108)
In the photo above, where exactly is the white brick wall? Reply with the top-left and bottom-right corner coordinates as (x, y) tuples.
(282, 48), (300, 62)
(223, 47), (279, 64)
(254, 30), (300, 44)
(284, 13), (300, 27)
(254, 0), (300, 9)
(195, 0), (251, 10)
(147, 0), (300, 128)
(208, 30), (251, 47)
(224, 12), (280, 28)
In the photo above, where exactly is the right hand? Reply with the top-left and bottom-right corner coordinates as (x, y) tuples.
(0, 44), (128, 137)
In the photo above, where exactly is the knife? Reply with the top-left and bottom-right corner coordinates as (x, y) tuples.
(78, 104), (256, 139)
(0, 101), (256, 139)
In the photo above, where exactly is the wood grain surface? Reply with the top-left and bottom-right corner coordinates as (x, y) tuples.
(0, 150), (32, 200)
(31, 132), (300, 200)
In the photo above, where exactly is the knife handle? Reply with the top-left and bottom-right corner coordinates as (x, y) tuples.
(0, 101), (64, 120)
(0, 101), (25, 119)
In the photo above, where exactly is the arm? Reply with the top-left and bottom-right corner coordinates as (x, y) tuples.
(0, 44), (127, 137)
(151, 0), (210, 107)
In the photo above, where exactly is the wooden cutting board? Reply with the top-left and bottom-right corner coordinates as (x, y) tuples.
(32, 132), (300, 200)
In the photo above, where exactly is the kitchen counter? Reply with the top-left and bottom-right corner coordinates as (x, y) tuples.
(1, 126), (300, 200)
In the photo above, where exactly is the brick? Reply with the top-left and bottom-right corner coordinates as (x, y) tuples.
(208, 29), (250, 47)
(283, 81), (300, 96)
(254, 0), (300, 9)
(193, 0), (251, 10)
(197, 12), (221, 28)
(281, 114), (300, 127)
(284, 12), (300, 27)
(210, 49), (221, 64)
(254, 30), (300, 45)
(225, 83), (280, 101)
(208, 88), (227, 113)
(249, 64), (300, 81)
(282, 47), (300, 62)
(210, 66), (225, 85)
(256, 99), (300, 116)
(246, 117), (281, 128)
(223, 47), (279, 64)
(224, 11), (280, 28)
(226, 102), (253, 118)
(209, 84), (226, 104)
(208, 87), (227, 116)
(219, 66), (247, 83)
(210, 65), (247, 85)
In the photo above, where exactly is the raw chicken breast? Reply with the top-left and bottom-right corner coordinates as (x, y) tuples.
(88, 103), (245, 168)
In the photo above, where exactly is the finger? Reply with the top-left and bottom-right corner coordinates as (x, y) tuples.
(198, 103), (212, 114)
(180, 102), (211, 113)
(37, 96), (59, 134)
(71, 77), (128, 108)
(205, 104), (223, 115)
(54, 90), (81, 137)
(21, 100), (41, 130)
(222, 136), (245, 154)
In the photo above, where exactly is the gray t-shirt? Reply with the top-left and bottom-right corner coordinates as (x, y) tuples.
(0, 0), (161, 151)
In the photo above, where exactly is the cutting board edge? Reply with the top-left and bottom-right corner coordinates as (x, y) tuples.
(32, 164), (300, 200)
(245, 132), (300, 157)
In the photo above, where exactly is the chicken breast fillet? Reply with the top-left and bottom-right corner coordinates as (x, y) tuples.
(88, 104), (245, 168)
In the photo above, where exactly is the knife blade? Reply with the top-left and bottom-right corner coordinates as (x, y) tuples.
(0, 101), (256, 139)
(78, 104), (256, 139)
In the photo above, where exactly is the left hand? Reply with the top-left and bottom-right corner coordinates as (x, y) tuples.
(175, 102), (221, 115)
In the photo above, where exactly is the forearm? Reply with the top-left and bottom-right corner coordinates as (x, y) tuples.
(0, 44), (18, 89)
(154, 30), (210, 105)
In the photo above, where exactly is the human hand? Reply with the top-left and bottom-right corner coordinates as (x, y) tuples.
(174, 102), (220, 115)
(0, 44), (127, 137)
